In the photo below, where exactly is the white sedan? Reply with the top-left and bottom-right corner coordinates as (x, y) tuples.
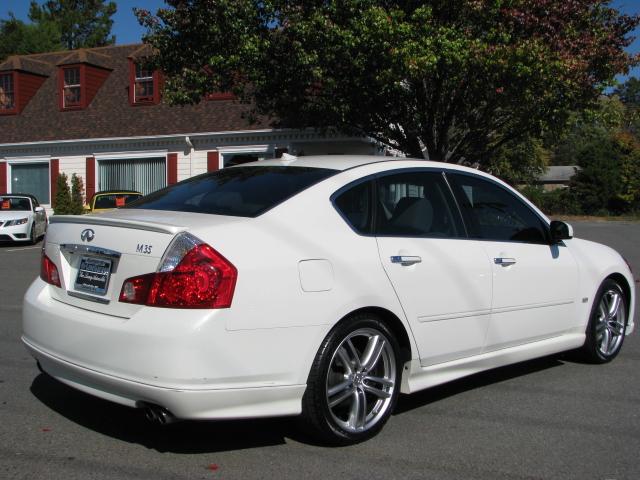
(0, 193), (47, 244)
(22, 156), (635, 445)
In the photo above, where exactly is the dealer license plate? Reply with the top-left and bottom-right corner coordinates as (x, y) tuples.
(74, 256), (112, 296)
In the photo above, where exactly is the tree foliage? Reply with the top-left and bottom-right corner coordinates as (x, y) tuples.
(138, 0), (638, 166)
(0, 14), (62, 61)
(70, 173), (85, 215)
(29, 0), (117, 50)
(53, 173), (72, 215)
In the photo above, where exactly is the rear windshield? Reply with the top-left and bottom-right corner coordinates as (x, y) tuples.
(127, 166), (337, 217)
(0, 197), (31, 211)
(94, 193), (143, 209)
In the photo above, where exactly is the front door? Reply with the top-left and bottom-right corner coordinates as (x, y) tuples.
(447, 173), (578, 350)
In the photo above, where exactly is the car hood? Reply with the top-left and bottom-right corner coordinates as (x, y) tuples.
(0, 210), (32, 220)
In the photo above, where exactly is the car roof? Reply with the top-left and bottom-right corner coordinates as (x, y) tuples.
(0, 193), (37, 201)
(251, 155), (481, 175)
(91, 190), (142, 197)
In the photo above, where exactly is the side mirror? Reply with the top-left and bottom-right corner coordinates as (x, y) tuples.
(34, 206), (44, 213)
(550, 220), (573, 243)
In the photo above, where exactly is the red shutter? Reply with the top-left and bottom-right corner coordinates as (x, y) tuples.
(0, 162), (7, 194)
(207, 151), (220, 172)
(167, 153), (178, 185)
(50, 159), (59, 205)
(86, 157), (95, 200)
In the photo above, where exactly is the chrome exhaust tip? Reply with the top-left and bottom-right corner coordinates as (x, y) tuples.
(141, 403), (176, 425)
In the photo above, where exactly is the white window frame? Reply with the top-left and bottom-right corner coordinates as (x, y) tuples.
(219, 145), (272, 168)
(134, 64), (155, 103)
(63, 67), (81, 108)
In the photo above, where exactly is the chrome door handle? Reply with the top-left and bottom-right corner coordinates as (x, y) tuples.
(494, 257), (516, 267)
(391, 256), (422, 266)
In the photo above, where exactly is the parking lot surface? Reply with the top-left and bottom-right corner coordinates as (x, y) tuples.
(1, 221), (639, 480)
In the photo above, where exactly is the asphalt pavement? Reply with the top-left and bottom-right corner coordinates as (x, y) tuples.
(0, 221), (638, 480)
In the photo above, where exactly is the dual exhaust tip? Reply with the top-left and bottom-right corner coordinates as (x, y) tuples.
(141, 403), (176, 425)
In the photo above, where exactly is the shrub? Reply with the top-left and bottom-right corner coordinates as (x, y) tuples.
(70, 173), (85, 215)
(53, 172), (72, 215)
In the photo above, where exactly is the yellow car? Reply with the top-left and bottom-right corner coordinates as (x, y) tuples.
(86, 190), (143, 213)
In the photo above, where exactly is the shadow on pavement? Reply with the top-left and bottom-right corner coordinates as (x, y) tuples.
(394, 355), (564, 415)
(30, 355), (565, 452)
(30, 373), (298, 453)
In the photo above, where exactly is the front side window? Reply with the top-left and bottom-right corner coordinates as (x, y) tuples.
(129, 166), (337, 217)
(0, 73), (15, 111)
(375, 171), (464, 238)
(63, 67), (81, 107)
(134, 64), (154, 103)
(10, 163), (50, 204)
(448, 173), (548, 244)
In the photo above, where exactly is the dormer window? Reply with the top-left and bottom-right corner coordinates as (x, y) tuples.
(0, 73), (16, 113)
(129, 60), (161, 105)
(134, 64), (154, 102)
(63, 67), (81, 108)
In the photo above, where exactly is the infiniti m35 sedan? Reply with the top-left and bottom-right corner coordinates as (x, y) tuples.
(23, 156), (635, 444)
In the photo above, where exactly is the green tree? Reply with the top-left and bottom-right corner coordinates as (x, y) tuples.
(0, 14), (62, 61)
(614, 76), (640, 135)
(70, 173), (85, 215)
(29, 0), (117, 50)
(53, 172), (72, 215)
(486, 136), (548, 185)
(137, 1), (638, 167)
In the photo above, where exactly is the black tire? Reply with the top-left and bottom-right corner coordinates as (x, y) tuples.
(580, 278), (628, 364)
(29, 223), (36, 245)
(301, 313), (401, 445)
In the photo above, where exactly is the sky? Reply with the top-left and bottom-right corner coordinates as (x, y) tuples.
(0, 0), (166, 45)
(1, 0), (639, 79)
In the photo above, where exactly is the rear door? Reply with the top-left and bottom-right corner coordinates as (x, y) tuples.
(373, 170), (493, 366)
(447, 173), (578, 350)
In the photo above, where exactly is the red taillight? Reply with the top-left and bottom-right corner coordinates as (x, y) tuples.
(40, 252), (61, 287)
(120, 243), (237, 309)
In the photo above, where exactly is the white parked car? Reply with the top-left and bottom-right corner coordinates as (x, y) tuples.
(0, 193), (47, 244)
(22, 156), (635, 444)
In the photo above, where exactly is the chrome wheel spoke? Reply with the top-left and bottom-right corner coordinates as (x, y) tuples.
(345, 339), (362, 370)
(328, 379), (352, 398)
(600, 327), (611, 353)
(361, 335), (385, 372)
(362, 383), (392, 399)
(607, 292), (621, 318)
(364, 375), (394, 388)
(609, 320), (625, 336)
(348, 388), (367, 429)
(329, 384), (355, 408)
(336, 346), (354, 375)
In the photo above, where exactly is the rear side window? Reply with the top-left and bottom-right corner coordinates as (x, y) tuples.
(129, 166), (337, 217)
(333, 180), (373, 234)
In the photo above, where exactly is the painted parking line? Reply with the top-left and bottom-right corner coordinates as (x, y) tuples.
(2, 245), (42, 252)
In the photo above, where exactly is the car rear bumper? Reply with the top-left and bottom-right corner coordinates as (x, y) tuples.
(23, 337), (306, 420)
(22, 278), (327, 419)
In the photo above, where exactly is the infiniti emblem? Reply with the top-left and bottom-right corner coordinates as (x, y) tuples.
(80, 228), (95, 242)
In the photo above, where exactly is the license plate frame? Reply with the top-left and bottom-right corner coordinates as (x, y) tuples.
(74, 256), (112, 296)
